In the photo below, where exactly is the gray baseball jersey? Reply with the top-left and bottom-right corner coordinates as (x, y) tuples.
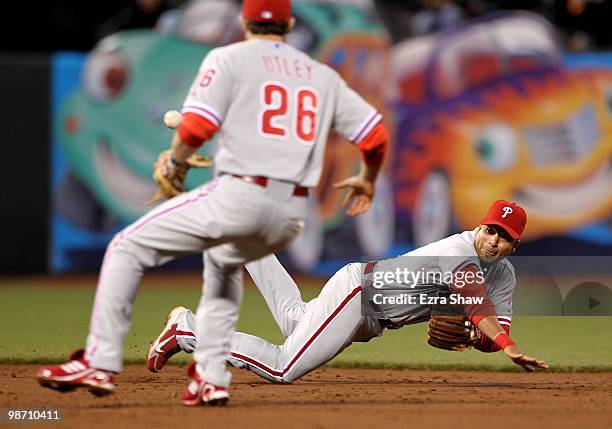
(362, 229), (515, 327)
(182, 39), (381, 186)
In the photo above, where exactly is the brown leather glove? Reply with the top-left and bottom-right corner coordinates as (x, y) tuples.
(427, 314), (477, 351)
(427, 295), (477, 351)
(146, 150), (213, 204)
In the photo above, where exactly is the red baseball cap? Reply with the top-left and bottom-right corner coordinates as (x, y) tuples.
(480, 200), (527, 240)
(243, 0), (292, 22)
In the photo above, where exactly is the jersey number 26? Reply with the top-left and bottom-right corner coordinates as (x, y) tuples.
(259, 82), (318, 144)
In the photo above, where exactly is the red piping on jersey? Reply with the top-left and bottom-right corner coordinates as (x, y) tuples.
(352, 112), (381, 144)
(231, 285), (363, 378)
(178, 112), (220, 148)
(183, 103), (221, 125)
(497, 316), (512, 326)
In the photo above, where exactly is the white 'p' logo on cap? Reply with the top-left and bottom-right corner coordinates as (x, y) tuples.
(261, 10), (273, 19)
(502, 206), (513, 218)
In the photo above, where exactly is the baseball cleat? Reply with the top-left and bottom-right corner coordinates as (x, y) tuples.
(36, 349), (115, 396)
(147, 306), (195, 373)
(182, 362), (229, 406)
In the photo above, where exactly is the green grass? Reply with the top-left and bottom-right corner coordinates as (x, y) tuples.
(1, 276), (611, 372)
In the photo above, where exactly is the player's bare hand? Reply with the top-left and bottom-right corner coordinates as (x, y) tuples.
(503, 345), (549, 372)
(333, 176), (374, 217)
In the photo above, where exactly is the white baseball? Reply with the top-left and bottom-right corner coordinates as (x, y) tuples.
(163, 110), (183, 129)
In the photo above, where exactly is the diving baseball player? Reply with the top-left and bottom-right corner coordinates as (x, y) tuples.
(146, 200), (548, 389)
(36, 0), (389, 405)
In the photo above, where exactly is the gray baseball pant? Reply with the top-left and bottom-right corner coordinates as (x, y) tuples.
(84, 175), (306, 387)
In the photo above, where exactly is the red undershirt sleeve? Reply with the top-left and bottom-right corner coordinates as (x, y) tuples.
(177, 112), (220, 148)
(355, 122), (389, 167)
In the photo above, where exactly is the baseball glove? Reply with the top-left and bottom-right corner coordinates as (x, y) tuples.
(146, 150), (213, 204)
(427, 296), (477, 351)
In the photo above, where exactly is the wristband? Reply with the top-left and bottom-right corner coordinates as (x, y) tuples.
(493, 332), (515, 350)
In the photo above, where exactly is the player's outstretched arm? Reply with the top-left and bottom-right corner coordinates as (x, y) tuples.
(476, 316), (548, 372)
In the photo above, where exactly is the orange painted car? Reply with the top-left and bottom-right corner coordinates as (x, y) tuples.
(391, 12), (612, 246)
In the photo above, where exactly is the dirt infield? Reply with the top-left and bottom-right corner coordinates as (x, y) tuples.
(2, 365), (611, 429)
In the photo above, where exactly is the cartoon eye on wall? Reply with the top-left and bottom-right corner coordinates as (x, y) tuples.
(475, 123), (518, 172)
(83, 51), (129, 102)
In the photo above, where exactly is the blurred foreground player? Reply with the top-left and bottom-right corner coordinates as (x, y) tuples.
(37, 0), (389, 405)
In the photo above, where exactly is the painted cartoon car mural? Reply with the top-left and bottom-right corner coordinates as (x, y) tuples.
(53, 0), (394, 272)
(390, 12), (612, 247)
(58, 33), (212, 223)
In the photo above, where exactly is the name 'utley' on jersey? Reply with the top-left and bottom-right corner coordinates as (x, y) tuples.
(182, 39), (382, 187)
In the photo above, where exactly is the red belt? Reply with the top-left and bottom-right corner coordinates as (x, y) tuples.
(226, 174), (309, 197)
